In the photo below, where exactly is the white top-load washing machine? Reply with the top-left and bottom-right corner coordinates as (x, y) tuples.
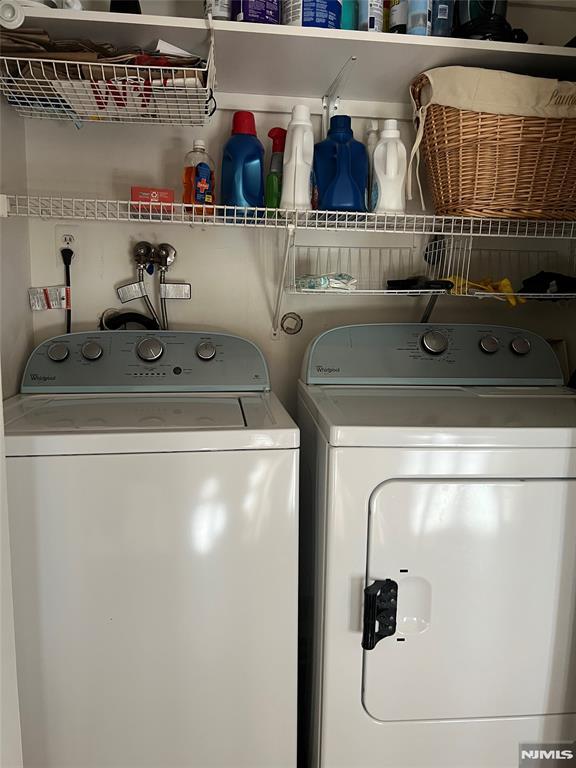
(4, 330), (298, 768)
(298, 323), (576, 768)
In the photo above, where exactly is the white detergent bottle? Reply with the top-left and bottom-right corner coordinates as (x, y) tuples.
(280, 104), (314, 210)
(365, 118), (379, 205)
(371, 119), (407, 213)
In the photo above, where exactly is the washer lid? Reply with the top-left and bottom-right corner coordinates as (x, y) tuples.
(4, 393), (298, 455)
(299, 382), (576, 448)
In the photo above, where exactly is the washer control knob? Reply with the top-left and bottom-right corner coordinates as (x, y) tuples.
(511, 337), (531, 356)
(47, 342), (69, 362)
(196, 341), (216, 361)
(81, 341), (103, 361)
(479, 335), (500, 354)
(136, 337), (164, 362)
(421, 330), (449, 355)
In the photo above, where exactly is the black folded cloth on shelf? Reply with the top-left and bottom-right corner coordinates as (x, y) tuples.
(519, 271), (576, 297)
(387, 276), (454, 291)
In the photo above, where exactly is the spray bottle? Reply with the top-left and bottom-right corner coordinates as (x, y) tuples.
(265, 127), (287, 208)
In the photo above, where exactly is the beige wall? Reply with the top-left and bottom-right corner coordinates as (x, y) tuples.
(508, 1), (576, 45)
(23, 113), (576, 413)
(1, 105), (33, 399)
(0, 103), (25, 767)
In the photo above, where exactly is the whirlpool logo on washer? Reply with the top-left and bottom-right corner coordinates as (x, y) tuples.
(316, 365), (341, 375)
(520, 743), (576, 764)
(30, 373), (56, 382)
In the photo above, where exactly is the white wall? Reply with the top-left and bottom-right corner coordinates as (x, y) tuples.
(23, 112), (576, 412)
(0, 103), (26, 768)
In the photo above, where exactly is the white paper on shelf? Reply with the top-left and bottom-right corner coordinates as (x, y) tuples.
(154, 40), (194, 58)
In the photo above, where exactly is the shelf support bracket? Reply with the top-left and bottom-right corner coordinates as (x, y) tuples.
(272, 224), (296, 337)
(322, 56), (358, 138)
(0, 194), (8, 218)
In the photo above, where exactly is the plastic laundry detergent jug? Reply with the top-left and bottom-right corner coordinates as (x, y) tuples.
(221, 111), (265, 208)
(371, 119), (407, 213)
(313, 115), (368, 212)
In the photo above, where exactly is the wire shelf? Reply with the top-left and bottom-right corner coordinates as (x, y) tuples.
(4, 196), (576, 239)
(464, 247), (576, 301)
(288, 238), (472, 295)
(287, 239), (576, 300)
(0, 44), (215, 126)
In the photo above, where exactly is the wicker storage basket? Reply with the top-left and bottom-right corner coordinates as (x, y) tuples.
(411, 73), (576, 220)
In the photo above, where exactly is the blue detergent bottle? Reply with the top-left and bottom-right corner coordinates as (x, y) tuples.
(313, 115), (368, 212)
(221, 111), (265, 208)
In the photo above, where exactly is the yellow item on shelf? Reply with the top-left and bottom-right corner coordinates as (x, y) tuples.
(448, 276), (526, 307)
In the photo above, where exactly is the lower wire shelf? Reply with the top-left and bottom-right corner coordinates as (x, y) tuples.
(288, 241), (576, 302)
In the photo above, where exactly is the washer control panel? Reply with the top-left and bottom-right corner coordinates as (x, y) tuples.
(22, 332), (270, 393)
(303, 324), (563, 386)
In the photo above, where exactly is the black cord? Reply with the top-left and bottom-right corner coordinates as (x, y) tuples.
(61, 248), (74, 334)
(99, 310), (160, 331)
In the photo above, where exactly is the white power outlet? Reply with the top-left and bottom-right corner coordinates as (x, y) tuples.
(55, 225), (80, 265)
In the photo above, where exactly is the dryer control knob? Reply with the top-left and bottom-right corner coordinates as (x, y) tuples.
(511, 337), (531, 356)
(81, 341), (103, 361)
(196, 341), (216, 361)
(421, 330), (448, 355)
(136, 337), (164, 362)
(47, 342), (69, 362)
(479, 335), (500, 354)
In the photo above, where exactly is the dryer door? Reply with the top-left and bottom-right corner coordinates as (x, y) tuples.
(362, 479), (576, 722)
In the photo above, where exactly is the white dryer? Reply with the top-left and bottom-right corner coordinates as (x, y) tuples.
(4, 330), (298, 768)
(298, 323), (576, 768)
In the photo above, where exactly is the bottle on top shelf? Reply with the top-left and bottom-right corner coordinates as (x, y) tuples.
(431, 0), (454, 35)
(341, 0), (358, 29)
(232, 0), (280, 23)
(204, 0), (231, 19)
(358, 0), (384, 31)
(183, 139), (216, 214)
(389, 0), (407, 31)
(407, 0), (431, 34)
(382, 0), (390, 30)
(282, 0), (342, 28)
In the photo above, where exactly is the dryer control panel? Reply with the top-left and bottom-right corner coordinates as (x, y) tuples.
(303, 324), (563, 386)
(21, 332), (270, 393)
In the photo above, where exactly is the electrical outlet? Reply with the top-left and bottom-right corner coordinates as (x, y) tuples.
(55, 225), (80, 265)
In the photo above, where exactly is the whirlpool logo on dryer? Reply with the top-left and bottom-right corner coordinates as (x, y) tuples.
(30, 374), (56, 382)
(316, 365), (340, 374)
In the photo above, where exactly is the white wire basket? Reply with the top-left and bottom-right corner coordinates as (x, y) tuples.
(0, 41), (216, 126)
(288, 239), (576, 300)
(288, 238), (473, 295)
(464, 247), (576, 301)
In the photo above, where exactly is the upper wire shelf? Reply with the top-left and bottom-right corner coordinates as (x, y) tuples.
(4, 196), (576, 239)
(0, 44), (215, 126)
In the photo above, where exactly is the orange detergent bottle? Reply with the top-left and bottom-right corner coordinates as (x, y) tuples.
(183, 139), (216, 214)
